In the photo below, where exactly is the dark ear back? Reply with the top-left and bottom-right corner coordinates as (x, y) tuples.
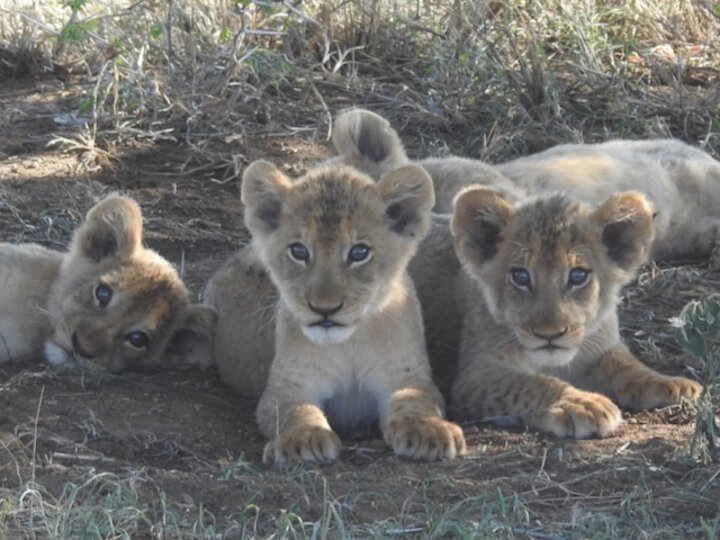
(332, 108), (408, 165)
(72, 194), (143, 262)
(164, 304), (218, 369)
(376, 165), (434, 238)
(241, 160), (293, 236)
(591, 191), (654, 276)
(451, 187), (515, 267)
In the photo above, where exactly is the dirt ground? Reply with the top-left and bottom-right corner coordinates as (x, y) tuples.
(1, 75), (719, 538)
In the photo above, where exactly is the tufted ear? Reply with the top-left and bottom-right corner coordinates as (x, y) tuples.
(332, 108), (409, 167)
(164, 304), (218, 369)
(451, 186), (515, 268)
(241, 160), (293, 236)
(376, 165), (434, 238)
(591, 191), (654, 275)
(72, 194), (143, 262)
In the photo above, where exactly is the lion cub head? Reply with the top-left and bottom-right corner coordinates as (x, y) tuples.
(452, 187), (654, 367)
(242, 161), (434, 344)
(44, 194), (216, 372)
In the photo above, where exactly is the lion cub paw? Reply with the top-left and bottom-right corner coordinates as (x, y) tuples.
(384, 416), (466, 460)
(538, 389), (622, 439)
(619, 375), (702, 410)
(262, 426), (341, 465)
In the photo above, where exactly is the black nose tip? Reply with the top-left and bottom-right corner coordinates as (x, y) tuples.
(308, 301), (344, 318)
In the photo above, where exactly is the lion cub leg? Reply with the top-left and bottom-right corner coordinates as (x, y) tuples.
(383, 385), (466, 460)
(257, 387), (342, 465)
(579, 344), (702, 411)
(454, 366), (622, 438)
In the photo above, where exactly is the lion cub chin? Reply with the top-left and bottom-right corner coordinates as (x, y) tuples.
(208, 161), (465, 464)
(0, 194), (216, 373)
(412, 187), (701, 439)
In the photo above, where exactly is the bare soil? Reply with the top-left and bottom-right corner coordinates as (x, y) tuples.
(1, 75), (718, 537)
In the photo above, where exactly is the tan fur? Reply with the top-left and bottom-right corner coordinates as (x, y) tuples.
(0, 194), (216, 372)
(205, 161), (465, 463)
(409, 188), (701, 438)
(331, 108), (720, 260)
(328, 109), (526, 211)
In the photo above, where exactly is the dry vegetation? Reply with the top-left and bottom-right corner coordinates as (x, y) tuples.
(1, 0), (719, 538)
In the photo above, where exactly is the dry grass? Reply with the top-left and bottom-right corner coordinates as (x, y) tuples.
(2, 0), (718, 172)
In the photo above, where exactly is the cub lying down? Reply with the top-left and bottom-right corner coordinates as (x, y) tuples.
(0, 194), (216, 372)
(410, 187), (701, 437)
(205, 161), (466, 463)
(332, 108), (720, 260)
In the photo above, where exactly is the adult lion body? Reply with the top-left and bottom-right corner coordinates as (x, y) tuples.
(0, 194), (216, 372)
(331, 109), (720, 260)
(411, 187), (700, 437)
(205, 161), (465, 463)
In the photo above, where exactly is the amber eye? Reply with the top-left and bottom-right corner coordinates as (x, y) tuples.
(568, 267), (591, 288)
(288, 242), (310, 263)
(95, 284), (113, 307)
(348, 244), (371, 264)
(126, 331), (149, 349)
(509, 267), (532, 290)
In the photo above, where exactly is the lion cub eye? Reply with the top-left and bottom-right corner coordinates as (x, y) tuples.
(509, 267), (532, 290)
(94, 284), (113, 307)
(126, 331), (149, 349)
(568, 267), (591, 288)
(288, 242), (310, 263)
(348, 244), (371, 265)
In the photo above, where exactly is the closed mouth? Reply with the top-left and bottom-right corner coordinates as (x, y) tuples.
(310, 320), (344, 329)
(535, 344), (566, 351)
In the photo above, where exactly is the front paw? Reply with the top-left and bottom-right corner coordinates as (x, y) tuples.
(384, 415), (466, 460)
(536, 389), (622, 439)
(618, 375), (702, 410)
(262, 426), (341, 465)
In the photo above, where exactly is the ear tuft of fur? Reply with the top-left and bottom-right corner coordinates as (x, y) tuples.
(241, 160), (293, 235)
(332, 109), (409, 168)
(591, 191), (654, 274)
(72, 194), (143, 262)
(451, 186), (515, 266)
(164, 304), (218, 369)
(377, 165), (434, 238)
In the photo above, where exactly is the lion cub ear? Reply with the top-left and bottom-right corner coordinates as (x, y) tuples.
(591, 191), (654, 276)
(241, 160), (293, 236)
(164, 304), (218, 369)
(72, 194), (143, 262)
(332, 108), (408, 165)
(376, 165), (434, 238)
(451, 186), (515, 267)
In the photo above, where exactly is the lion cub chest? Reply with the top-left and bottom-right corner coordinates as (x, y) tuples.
(323, 374), (382, 434)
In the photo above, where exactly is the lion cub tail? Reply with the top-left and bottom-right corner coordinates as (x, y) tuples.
(331, 108), (409, 178)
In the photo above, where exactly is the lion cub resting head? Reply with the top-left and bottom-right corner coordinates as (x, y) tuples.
(234, 160), (465, 463)
(0, 194), (216, 373)
(446, 187), (701, 437)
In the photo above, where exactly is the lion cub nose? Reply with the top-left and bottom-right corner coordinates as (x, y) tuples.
(531, 326), (568, 341)
(308, 301), (344, 318)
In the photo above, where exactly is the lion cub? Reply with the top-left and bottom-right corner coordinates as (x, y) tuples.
(332, 108), (720, 260)
(0, 194), (216, 372)
(411, 187), (701, 438)
(205, 161), (466, 463)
